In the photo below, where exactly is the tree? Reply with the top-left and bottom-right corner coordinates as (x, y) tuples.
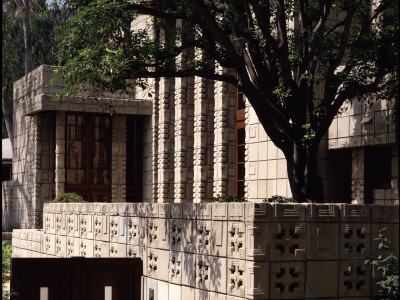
(54, 0), (398, 202)
(2, 0), (73, 141)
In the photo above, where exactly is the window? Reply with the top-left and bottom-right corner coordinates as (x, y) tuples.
(2, 164), (12, 181)
(65, 113), (112, 202)
(126, 116), (143, 202)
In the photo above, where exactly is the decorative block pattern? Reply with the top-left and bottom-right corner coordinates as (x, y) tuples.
(94, 215), (109, 242)
(227, 259), (245, 297)
(128, 217), (147, 247)
(340, 223), (370, 259)
(271, 223), (305, 261)
(307, 223), (339, 260)
(228, 222), (245, 259)
(94, 241), (109, 258)
(271, 262), (305, 299)
(339, 261), (370, 298)
(245, 262), (269, 299)
(148, 218), (169, 249)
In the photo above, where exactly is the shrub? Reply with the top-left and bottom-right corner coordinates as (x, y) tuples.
(264, 195), (297, 203)
(365, 228), (399, 299)
(45, 192), (87, 203)
(212, 194), (246, 202)
(2, 241), (14, 299)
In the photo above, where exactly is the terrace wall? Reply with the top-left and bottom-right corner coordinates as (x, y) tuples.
(12, 203), (399, 300)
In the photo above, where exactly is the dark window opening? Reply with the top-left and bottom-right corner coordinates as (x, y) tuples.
(65, 113), (112, 202)
(236, 85), (246, 200)
(2, 164), (12, 181)
(126, 115), (143, 202)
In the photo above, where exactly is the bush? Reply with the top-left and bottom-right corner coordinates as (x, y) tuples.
(365, 228), (399, 299)
(2, 241), (13, 299)
(45, 192), (87, 203)
(212, 194), (247, 202)
(264, 195), (297, 203)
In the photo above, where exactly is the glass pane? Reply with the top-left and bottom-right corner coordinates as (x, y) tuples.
(237, 181), (245, 199)
(66, 114), (86, 184)
(237, 128), (245, 145)
(90, 116), (111, 185)
(238, 145), (245, 162)
(238, 164), (245, 180)
(237, 93), (245, 110)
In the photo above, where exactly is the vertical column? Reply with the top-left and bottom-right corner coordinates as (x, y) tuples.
(174, 51), (194, 203)
(111, 115), (127, 202)
(29, 114), (41, 228)
(151, 81), (159, 203)
(351, 148), (365, 204)
(55, 111), (66, 197)
(193, 76), (214, 202)
(213, 67), (236, 197)
(157, 78), (174, 203)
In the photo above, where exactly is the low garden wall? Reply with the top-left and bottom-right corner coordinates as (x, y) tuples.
(12, 202), (399, 300)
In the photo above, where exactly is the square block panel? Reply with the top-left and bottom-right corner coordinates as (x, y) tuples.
(55, 213), (67, 236)
(182, 252), (196, 287)
(341, 204), (371, 222)
(43, 213), (56, 234)
(372, 205), (399, 223)
(93, 215), (109, 242)
(169, 251), (183, 284)
(212, 221), (227, 257)
(66, 237), (80, 257)
(43, 234), (55, 256)
(147, 248), (169, 281)
(306, 261), (338, 298)
(271, 262), (305, 299)
(80, 215), (94, 240)
(227, 259), (246, 298)
(306, 204), (339, 222)
(94, 241), (109, 258)
(55, 235), (67, 257)
(109, 243), (126, 257)
(228, 203), (245, 221)
(196, 254), (211, 290)
(339, 261), (370, 298)
(148, 218), (169, 250)
(210, 257), (227, 294)
(245, 203), (270, 222)
(271, 223), (305, 261)
(212, 203), (228, 220)
(272, 204), (305, 222)
(306, 223), (339, 260)
(79, 239), (94, 257)
(66, 214), (80, 238)
(170, 219), (195, 253)
(196, 220), (212, 255)
(246, 223), (269, 261)
(245, 262), (269, 300)
(127, 217), (147, 247)
(228, 222), (246, 259)
(127, 245), (147, 276)
(340, 223), (371, 259)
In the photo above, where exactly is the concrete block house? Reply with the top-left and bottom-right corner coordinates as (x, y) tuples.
(5, 16), (399, 300)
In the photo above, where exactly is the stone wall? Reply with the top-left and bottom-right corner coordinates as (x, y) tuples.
(13, 202), (399, 300)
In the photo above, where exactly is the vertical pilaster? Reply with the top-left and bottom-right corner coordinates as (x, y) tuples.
(157, 78), (174, 203)
(55, 111), (66, 197)
(193, 76), (214, 202)
(174, 51), (194, 203)
(213, 67), (237, 197)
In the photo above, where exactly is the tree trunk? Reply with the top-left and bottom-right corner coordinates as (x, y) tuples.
(22, 0), (33, 74)
(286, 143), (324, 203)
(2, 85), (14, 147)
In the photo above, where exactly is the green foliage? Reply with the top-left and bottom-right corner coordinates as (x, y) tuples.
(2, 241), (15, 300)
(46, 192), (86, 203)
(264, 195), (297, 203)
(300, 123), (316, 149)
(365, 228), (399, 299)
(212, 194), (246, 203)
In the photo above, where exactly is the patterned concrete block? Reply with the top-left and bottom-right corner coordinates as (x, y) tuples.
(306, 223), (339, 260)
(93, 215), (109, 242)
(341, 204), (371, 222)
(246, 223), (269, 261)
(79, 215), (94, 240)
(147, 248), (169, 281)
(43, 213), (56, 234)
(168, 251), (183, 284)
(271, 222), (305, 261)
(66, 237), (79, 257)
(197, 203), (212, 220)
(128, 217), (147, 247)
(339, 261), (370, 298)
(196, 220), (212, 255)
(79, 239), (94, 257)
(148, 218), (169, 250)
(110, 243), (127, 257)
(44, 234), (55, 256)
(196, 254), (211, 290)
(182, 252), (196, 287)
(227, 259), (246, 298)
(272, 204), (306, 222)
(372, 205), (400, 223)
(212, 221), (227, 257)
(94, 241), (109, 258)
(228, 222), (245, 259)
(55, 235), (67, 257)
(245, 203), (270, 222)
(170, 219), (195, 253)
(306, 204), (340, 222)
(245, 262), (269, 299)
(270, 262), (305, 299)
(127, 245), (147, 276)
(55, 213), (67, 236)
(228, 203), (245, 221)
(67, 214), (80, 238)
(340, 223), (370, 259)
(212, 203), (228, 220)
